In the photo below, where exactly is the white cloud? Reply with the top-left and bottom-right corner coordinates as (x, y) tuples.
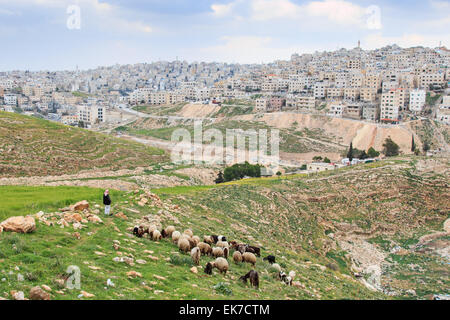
(305, 0), (366, 26)
(198, 36), (313, 63)
(250, 0), (301, 21)
(211, 2), (235, 17)
(0, 0), (153, 34)
(211, 0), (379, 29)
(430, 0), (450, 10)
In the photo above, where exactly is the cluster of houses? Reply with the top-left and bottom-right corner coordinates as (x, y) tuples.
(1, 44), (449, 126)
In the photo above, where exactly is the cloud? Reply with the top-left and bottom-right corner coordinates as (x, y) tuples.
(430, 0), (450, 10)
(211, 0), (380, 29)
(211, 2), (235, 17)
(0, 0), (153, 34)
(198, 36), (311, 63)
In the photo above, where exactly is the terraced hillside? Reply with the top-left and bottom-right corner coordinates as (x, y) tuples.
(0, 112), (167, 177)
(0, 157), (448, 300)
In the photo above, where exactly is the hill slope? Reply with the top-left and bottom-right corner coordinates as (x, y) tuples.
(0, 157), (448, 300)
(0, 112), (167, 178)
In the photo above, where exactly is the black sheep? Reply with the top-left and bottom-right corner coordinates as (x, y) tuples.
(263, 255), (276, 264)
(239, 270), (259, 289)
(204, 262), (213, 275)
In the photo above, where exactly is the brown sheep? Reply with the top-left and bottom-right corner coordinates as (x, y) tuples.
(177, 238), (190, 253)
(242, 252), (257, 266)
(190, 247), (201, 265)
(239, 270), (259, 289)
(203, 235), (214, 245)
(198, 242), (212, 256)
(223, 247), (229, 259)
(212, 247), (224, 258)
(233, 251), (243, 264)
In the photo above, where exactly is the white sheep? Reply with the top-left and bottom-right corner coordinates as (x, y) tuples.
(212, 247), (224, 258)
(178, 238), (190, 253)
(191, 247), (201, 265)
(172, 231), (181, 243)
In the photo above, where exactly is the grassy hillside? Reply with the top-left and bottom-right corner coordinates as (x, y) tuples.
(0, 112), (167, 177)
(0, 157), (448, 300)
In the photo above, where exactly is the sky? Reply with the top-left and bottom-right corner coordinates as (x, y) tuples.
(0, 0), (449, 71)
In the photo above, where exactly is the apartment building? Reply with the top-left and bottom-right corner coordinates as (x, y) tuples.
(344, 88), (360, 101)
(77, 105), (106, 125)
(380, 88), (406, 123)
(362, 104), (380, 122)
(255, 98), (268, 113)
(328, 104), (344, 117)
(4, 94), (17, 106)
(343, 104), (362, 120)
(327, 87), (343, 99)
(363, 74), (381, 89)
(347, 59), (361, 70)
(296, 96), (315, 110)
(360, 88), (377, 102)
(409, 89), (426, 112)
(314, 81), (328, 99)
(419, 72), (445, 88)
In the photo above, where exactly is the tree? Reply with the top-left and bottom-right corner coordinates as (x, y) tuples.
(382, 137), (400, 157)
(367, 147), (380, 158)
(276, 171), (282, 177)
(411, 136), (416, 153)
(347, 142), (354, 162)
(313, 156), (323, 162)
(214, 171), (224, 184)
(323, 157), (331, 163)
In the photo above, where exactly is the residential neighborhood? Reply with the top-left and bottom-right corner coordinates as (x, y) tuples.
(1, 44), (449, 128)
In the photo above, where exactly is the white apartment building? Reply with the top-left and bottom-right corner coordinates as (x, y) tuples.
(380, 88), (406, 122)
(409, 89), (426, 112)
(4, 94), (17, 106)
(328, 104), (344, 117)
(314, 81), (328, 99)
(255, 98), (268, 113)
(77, 105), (105, 125)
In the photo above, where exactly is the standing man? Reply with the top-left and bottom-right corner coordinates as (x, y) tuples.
(103, 189), (112, 215)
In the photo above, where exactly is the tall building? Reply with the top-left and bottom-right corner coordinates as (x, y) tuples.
(409, 89), (426, 112)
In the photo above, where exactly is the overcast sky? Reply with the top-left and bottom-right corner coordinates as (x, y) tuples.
(0, 0), (449, 71)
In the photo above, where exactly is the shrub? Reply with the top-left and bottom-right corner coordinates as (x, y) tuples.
(213, 282), (233, 296)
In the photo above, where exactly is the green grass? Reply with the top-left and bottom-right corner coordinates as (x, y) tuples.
(0, 157), (447, 300)
(0, 186), (122, 221)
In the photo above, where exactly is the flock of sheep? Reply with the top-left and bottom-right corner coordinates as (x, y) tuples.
(133, 224), (297, 290)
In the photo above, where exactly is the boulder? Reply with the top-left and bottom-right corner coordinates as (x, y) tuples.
(0, 216), (36, 233)
(87, 214), (103, 224)
(29, 286), (51, 300)
(64, 212), (83, 223)
(71, 200), (89, 212)
(11, 291), (25, 300)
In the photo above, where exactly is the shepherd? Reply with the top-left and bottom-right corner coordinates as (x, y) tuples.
(103, 189), (112, 215)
